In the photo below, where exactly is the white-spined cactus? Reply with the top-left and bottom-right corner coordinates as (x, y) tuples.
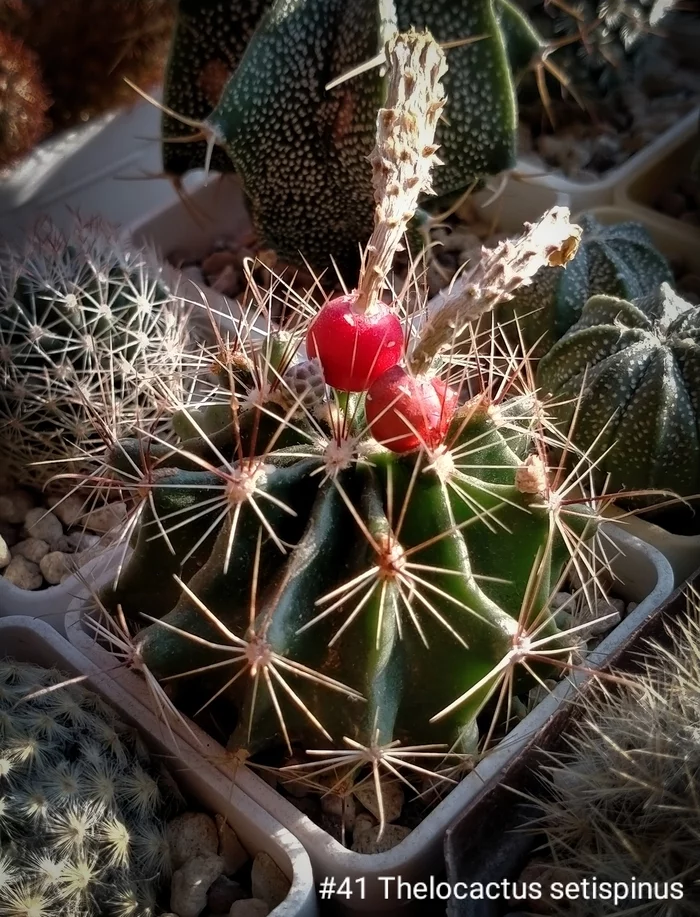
(0, 218), (191, 488)
(0, 659), (178, 917)
(530, 588), (700, 916)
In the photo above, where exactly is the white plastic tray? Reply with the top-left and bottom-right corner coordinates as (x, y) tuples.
(66, 525), (673, 913)
(614, 106), (700, 245)
(511, 108), (700, 213)
(0, 97), (176, 245)
(0, 546), (127, 635)
(0, 615), (317, 917)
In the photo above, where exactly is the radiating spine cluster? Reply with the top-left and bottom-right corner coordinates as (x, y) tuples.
(0, 217), (191, 489)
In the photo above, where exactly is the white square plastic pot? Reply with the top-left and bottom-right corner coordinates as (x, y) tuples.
(603, 506), (700, 588)
(510, 108), (700, 213)
(65, 525), (673, 913)
(0, 615), (318, 917)
(614, 106), (700, 247)
(0, 545), (127, 635)
(0, 97), (176, 245)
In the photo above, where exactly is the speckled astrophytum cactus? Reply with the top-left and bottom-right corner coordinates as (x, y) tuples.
(160, 0), (546, 275)
(537, 283), (700, 512)
(495, 213), (674, 356)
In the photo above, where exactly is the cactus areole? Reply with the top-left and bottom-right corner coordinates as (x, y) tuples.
(305, 294), (404, 392)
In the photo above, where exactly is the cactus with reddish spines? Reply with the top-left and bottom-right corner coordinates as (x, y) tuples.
(0, 29), (50, 170)
(536, 282), (700, 515)
(0, 0), (175, 134)
(81, 35), (617, 831)
(0, 659), (177, 917)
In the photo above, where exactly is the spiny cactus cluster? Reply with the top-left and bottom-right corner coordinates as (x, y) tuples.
(529, 587), (700, 916)
(81, 32), (625, 831)
(495, 213), (673, 356)
(0, 217), (191, 489)
(520, 0), (678, 91)
(0, 659), (178, 917)
(0, 0), (174, 167)
(537, 282), (700, 519)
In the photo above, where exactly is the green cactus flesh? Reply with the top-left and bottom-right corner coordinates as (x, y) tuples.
(202, 0), (389, 276)
(395, 0), (519, 197)
(100, 365), (596, 761)
(496, 214), (674, 356)
(162, 0), (541, 274)
(536, 284), (700, 513)
(0, 659), (177, 916)
(162, 0), (273, 178)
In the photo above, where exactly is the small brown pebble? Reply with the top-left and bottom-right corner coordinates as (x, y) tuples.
(167, 812), (219, 869)
(12, 538), (50, 564)
(24, 508), (63, 545)
(0, 490), (35, 525)
(40, 551), (72, 585)
(202, 250), (238, 278)
(82, 502), (127, 534)
(215, 814), (249, 874)
(251, 852), (290, 910)
(48, 494), (84, 528)
(3, 555), (42, 590)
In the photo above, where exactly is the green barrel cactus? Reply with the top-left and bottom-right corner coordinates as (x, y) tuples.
(87, 29), (602, 816)
(162, 0), (545, 274)
(99, 372), (597, 762)
(0, 219), (189, 487)
(496, 214), (673, 356)
(0, 659), (177, 916)
(536, 283), (700, 513)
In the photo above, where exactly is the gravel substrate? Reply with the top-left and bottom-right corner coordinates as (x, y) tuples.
(165, 811), (289, 917)
(517, 37), (700, 181)
(0, 478), (125, 590)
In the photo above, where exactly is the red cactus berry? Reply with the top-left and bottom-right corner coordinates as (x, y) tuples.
(366, 366), (458, 453)
(305, 294), (404, 392)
